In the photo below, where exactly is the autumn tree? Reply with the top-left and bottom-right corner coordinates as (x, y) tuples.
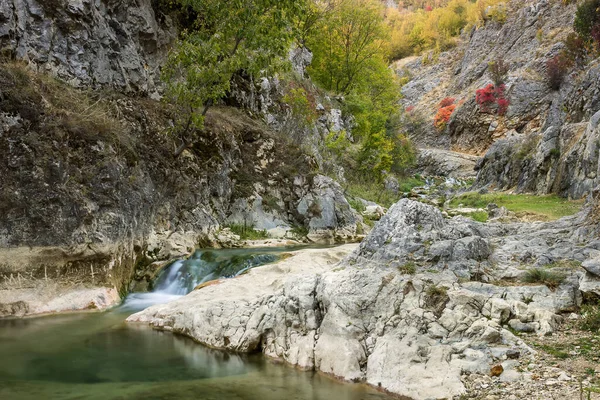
(163, 0), (306, 156)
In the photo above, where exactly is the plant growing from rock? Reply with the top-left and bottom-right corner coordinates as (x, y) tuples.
(488, 58), (509, 86)
(564, 33), (588, 67)
(574, 0), (600, 44)
(546, 53), (570, 90)
(580, 302), (600, 332)
(522, 268), (565, 290)
(433, 97), (457, 130)
(475, 84), (509, 115)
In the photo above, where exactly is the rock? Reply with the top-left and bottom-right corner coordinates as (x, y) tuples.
(490, 365), (504, 377)
(416, 148), (479, 179)
(582, 257), (600, 277)
(506, 349), (521, 359)
(0, 0), (176, 94)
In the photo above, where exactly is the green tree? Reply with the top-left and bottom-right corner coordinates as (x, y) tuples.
(574, 0), (600, 42)
(163, 0), (305, 156)
(307, 0), (389, 94)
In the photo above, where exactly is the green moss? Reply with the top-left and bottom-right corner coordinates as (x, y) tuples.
(450, 192), (584, 221)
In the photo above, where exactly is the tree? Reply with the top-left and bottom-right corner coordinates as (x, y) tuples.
(307, 0), (389, 95)
(574, 0), (600, 43)
(488, 58), (509, 86)
(163, 0), (306, 156)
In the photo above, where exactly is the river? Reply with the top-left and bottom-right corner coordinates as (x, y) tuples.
(0, 247), (393, 400)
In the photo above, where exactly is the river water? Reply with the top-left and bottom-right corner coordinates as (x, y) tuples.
(0, 247), (393, 400)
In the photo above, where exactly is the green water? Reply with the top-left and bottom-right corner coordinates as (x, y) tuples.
(0, 247), (394, 400)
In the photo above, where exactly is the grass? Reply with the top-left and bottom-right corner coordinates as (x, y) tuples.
(426, 284), (448, 297)
(580, 303), (600, 332)
(522, 268), (565, 289)
(226, 224), (270, 240)
(450, 192), (584, 221)
(457, 210), (489, 222)
(289, 224), (309, 239)
(346, 175), (425, 208)
(397, 261), (417, 275)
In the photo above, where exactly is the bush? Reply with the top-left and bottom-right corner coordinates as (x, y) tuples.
(439, 97), (456, 108)
(574, 0), (600, 42)
(434, 102), (456, 130)
(522, 268), (565, 289)
(226, 224), (270, 240)
(488, 58), (509, 86)
(563, 33), (587, 67)
(546, 54), (570, 90)
(475, 83), (509, 115)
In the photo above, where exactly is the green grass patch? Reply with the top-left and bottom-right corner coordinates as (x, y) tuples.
(522, 268), (565, 289)
(226, 224), (269, 240)
(456, 210), (488, 222)
(536, 344), (570, 360)
(397, 261), (417, 275)
(346, 176), (425, 208)
(289, 224), (309, 239)
(580, 303), (600, 332)
(450, 192), (583, 221)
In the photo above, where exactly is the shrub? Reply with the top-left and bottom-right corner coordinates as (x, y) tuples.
(476, 84), (496, 112)
(226, 224), (270, 240)
(476, 83), (509, 115)
(522, 268), (565, 289)
(563, 33), (587, 67)
(282, 86), (318, 125)
(546, 54), (570, 90)
(439, 97), (456, 108)
(488, 58), (509, 86)
(574, 0), (600, 42)
(496, 97), (509, 116)
(434, 103), (456, 130)
(592, 24), (600, 49)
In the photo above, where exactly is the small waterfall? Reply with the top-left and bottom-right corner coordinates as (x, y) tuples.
(121, 249), (280, 311)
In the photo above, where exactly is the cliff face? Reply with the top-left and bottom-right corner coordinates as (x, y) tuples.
(0, 0), (175, 94)
(0, 2), (363, 317)
(399, 0), (600, 198)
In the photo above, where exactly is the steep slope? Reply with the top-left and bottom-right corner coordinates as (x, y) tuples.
(398, 0), (600, 196)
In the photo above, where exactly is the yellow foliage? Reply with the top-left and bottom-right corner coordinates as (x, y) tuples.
(386, 0), (507, 59)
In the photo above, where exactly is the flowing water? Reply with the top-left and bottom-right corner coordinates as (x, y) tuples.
(0, 247), (393, 400)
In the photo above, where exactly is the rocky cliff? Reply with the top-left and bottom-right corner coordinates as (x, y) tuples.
(399, 0), (600, 197)
(0, 0), (175, 94)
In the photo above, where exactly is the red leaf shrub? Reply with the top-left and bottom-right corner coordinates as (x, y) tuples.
(406, 105), (415, 113)
(438, 97), (456, 108)
(476, 84), (496, 112)
(546, 54), (570, 90)
(476, 84), (510, 115)
(434, 104), (456, 130)
(425, 5), (433, 11)
(497, 98), (509, 116)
